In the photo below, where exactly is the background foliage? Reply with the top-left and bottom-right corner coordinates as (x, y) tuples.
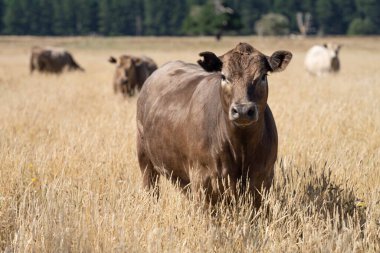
(1, 0), (380, 36)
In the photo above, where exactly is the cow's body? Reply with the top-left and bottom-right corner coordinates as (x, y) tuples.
(109, 55), (157, 97)
(137, 43), (292, 206)
(30, 46), (84, 74)
(304, 44), (341, 76)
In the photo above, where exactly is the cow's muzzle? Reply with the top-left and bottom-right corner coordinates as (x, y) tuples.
(229, 103), (258, 127)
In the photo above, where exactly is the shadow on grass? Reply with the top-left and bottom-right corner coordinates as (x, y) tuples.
(269, 159), (367, 232)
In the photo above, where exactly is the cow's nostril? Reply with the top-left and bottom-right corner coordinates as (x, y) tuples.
(247, 108), (255, 118)
(231, 107), (240, 119)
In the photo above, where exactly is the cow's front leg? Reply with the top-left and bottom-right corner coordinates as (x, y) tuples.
(249, 166), (274, 209)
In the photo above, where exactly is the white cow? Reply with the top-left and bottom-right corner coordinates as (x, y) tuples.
(304, 43), (342, 76)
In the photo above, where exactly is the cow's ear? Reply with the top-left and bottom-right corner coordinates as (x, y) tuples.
(198, 51), (223, 72)
(268, 51), (292, 72)
(109, 56), (117, 64)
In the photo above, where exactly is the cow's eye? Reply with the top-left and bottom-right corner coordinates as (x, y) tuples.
(221, 74), (231, 87)
(256, 74), (267, 86)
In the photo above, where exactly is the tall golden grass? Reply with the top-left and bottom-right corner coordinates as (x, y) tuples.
(0, 36), (379, 252)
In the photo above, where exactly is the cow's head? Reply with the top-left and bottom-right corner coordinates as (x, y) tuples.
(323, 43), (342, 72)
(198, 43), (292, 128)
(109, 55), (139, 96)
(323, 43), (342, 58)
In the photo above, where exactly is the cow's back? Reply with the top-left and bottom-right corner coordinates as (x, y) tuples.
(37, 48), (67, 72)
(304, 45), (330, 75)
(137, 61), (220, 174)
(138, 61), (211, 121)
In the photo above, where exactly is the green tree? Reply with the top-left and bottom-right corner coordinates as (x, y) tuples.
(99, 0), (145, 35)
(52, 1), (65, 35)
(98, 0), (111, 35)
(167, 1), (189, 35)
(74, 0), (98, 34)
(109, 0), (131, 35)
(35, 0), (53, 35)
(144, 0), (187, 35)
(0, 0), (3, 33)
(273, 0), (301, 33)
(63, 0), (77, 34)
(186, 0), (207, 5)
(238, 0), (269, 34)
(1, 0), (380, 36)
(316, 0), (344, 34)
(51, 0), (77, 35)
(182, 1), (240, 36)
(335, 0), (357, 33)
(355, 0), (380, 34)
(348, 17), (376, 34)
(3, 0), (27, 34)
(255, 13), (290, 36)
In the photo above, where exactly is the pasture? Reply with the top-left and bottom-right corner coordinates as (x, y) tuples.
(0, 36), (379, 252)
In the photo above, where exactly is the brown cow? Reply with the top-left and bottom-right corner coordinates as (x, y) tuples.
(136, 43), (292, 207)
(109, 55), (157, 97)
(30, 46), (84, 74)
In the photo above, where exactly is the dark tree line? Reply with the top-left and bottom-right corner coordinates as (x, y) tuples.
(1, 0), (379, 36)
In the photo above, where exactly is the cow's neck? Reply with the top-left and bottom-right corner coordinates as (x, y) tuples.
(219, 109), (265, 163)
(229, 119), (264, 150)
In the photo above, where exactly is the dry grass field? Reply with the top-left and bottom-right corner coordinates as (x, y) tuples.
(0, 36), (379, 252)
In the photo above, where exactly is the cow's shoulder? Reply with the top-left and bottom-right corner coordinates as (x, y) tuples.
(308, 45), (328, 57)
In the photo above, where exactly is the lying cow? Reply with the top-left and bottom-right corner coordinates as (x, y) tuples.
(109, 55), (157, 97)
(304, 43), (342, 76)
(30, 46), (84, 74)
(136, 43), (292, 207)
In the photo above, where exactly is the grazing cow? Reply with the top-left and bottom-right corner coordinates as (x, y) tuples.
(136, 43), (292, 207)
(30, 46), (84, 74)
(304, 43), (342, 76)
(109, 55), (157, 97)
